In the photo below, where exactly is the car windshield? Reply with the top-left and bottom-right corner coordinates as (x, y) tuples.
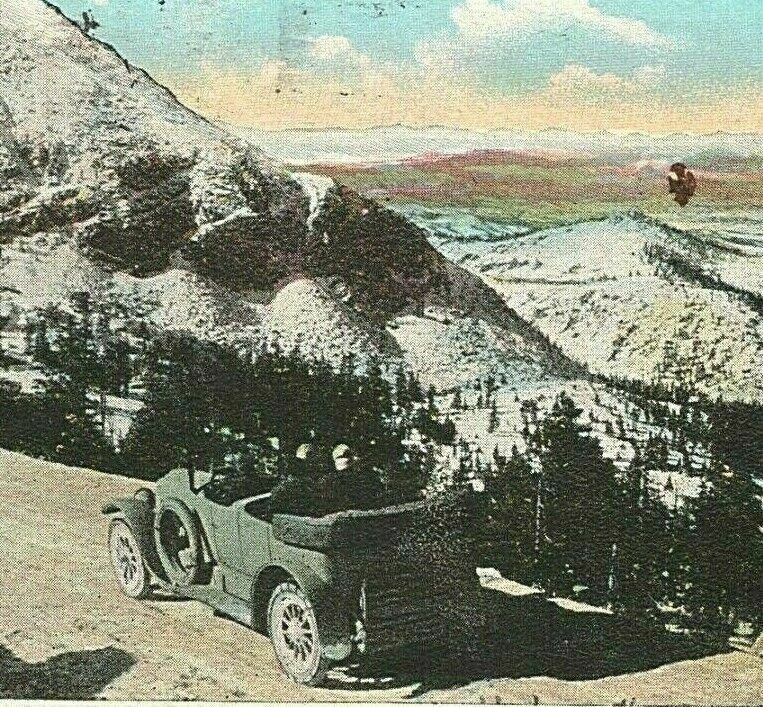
(203, 467), (278, 506)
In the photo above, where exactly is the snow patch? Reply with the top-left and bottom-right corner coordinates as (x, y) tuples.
(263, 278), (378, 367)
(388, 313), (548, 391)
(291, 172), (334, 232)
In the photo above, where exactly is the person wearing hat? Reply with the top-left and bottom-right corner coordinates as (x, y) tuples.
(329, 443), (384, 512)
(331, 443), (354, 472)
(271, 440), (385, 517)
(270, 441), (326, 516)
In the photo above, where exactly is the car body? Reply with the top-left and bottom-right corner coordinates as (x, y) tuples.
(103, 467), (482, 685)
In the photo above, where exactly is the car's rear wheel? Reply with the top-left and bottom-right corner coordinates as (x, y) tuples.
(108, 518), (150, 599)
(267, 581), (329, 686)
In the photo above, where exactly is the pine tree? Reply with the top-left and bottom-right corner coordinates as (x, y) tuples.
(684, 461), (763, 637)
(24, 295), (114, 468)
(393, 365), (412, 410)
(489, 449), (537, 581)
(101, 336), (132, 395)
(122, 334), (442, 498)
(407, 371), (424, 404)
(426, 384), (436, 413)
(614, 442), (673, 623)
(530, 392), (623, 599)
(488, 398), (499, 433)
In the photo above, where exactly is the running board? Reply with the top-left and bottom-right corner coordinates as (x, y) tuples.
(156, 581), (253, 628)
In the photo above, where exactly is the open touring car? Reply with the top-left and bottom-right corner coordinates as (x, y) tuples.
(103, 466), (482, 685)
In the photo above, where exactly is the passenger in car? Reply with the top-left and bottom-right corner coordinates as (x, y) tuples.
(270, 441), (386, 517)
(329, 443), (385, 512)
(270, 442), (328, 516)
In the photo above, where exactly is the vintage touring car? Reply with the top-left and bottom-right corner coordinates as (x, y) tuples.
(104, 467), (482, 685)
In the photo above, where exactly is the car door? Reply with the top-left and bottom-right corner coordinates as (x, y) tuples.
(209, 501), (243, 569)
(238, 493), (273, 576)
(205, 494), (272, 601)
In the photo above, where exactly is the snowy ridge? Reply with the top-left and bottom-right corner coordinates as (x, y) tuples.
(0, 0), (226, 167)
(389, 311), (551, 391)
(261, 278), (381, 367)
(411, 209), (763, 402)
(0, 0), (580, 398)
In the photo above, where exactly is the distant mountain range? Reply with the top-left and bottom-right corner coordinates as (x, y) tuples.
(234, 124), (763, 169)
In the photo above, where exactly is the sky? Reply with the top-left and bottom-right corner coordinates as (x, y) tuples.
(49, 0), (762, 133)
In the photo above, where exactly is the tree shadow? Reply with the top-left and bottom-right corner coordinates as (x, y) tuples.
(0, 643), (135, 699)
(322, 587), (726, 697)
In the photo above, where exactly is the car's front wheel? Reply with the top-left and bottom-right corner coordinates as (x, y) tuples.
(108, 517), (150, 599)
(267, 581), (329, 686)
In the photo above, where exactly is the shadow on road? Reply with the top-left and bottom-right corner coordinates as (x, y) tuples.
(323, 588), (726, 696)
(0, 643), (135, 699)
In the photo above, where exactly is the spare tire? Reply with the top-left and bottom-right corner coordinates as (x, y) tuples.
(154, 499), (205, 586)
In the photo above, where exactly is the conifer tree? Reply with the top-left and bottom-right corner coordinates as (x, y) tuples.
(488, 398), (499, 433)
(487, 448), (537, 580)
(530, 392), (622, 598)
(614, 444), (673, 622)
(685, 460), (763, 637)
(23, 293), (115, 468)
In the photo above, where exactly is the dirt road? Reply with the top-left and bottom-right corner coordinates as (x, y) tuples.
(0, 449), (760, 703)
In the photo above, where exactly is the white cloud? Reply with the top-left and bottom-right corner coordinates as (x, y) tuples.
(545, 63), (669, 103)
(309, 35), (354, 60)
(548, 63), (625, 93)
(451, 0), (670, 48)
(308, 35), (369, 67)
(171, 57), (762, 133)
(633, 64), (667, 85)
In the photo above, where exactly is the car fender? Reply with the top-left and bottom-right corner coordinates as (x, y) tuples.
(103, 497), (167, 581)
(253, 559), (351, 660)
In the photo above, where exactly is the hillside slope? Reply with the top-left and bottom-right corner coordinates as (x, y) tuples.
(0, 0), (228, 166)
(0, 0), (576, 391)
(413, 209), (763, 401)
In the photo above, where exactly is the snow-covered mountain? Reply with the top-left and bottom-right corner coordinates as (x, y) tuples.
(0, 1), (233, 183)
(403, 205), (763, 403)
(0, 0), (575, 392)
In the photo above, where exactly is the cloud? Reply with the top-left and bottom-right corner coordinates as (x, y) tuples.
(633, 64), (667, 85)
(414, 39), (460, 74)
(169, 55), (762, 134)
(451, 0), (670, 48)
(548, 63), (626, 93)
(544, 63), (669, 105)
(547, 62), (669, 96)
(165, 32), (755, 134)
(308, 35), (364, 63)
